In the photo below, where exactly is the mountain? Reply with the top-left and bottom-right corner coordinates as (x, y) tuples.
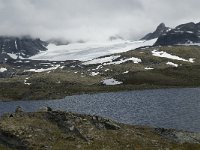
(141, 23), (171, 40)
(176, 22), (200, 34)
(141, 22), (200, 46)
(154, 22), (200, 46)
(0, 36), (48, 62)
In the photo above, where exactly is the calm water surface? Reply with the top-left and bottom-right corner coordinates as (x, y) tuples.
(0, 88), (200, 132)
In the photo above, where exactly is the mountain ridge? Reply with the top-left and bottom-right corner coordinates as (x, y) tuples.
(0, 36), (47, 62)
(141, 21), (200, 46)
(0, 21), (200, 63)
(154, 22), (200, 46)
(141, 23), (171, 40)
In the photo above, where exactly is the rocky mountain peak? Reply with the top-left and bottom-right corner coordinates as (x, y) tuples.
(141, 23), (170, 40)
(156, 23), (166, 31)
(154, 22), (200, 46)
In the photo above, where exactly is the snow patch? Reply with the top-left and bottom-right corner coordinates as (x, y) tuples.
(123, 71), (129, 74)
(7, 53), (18, 59)
(104, 69), (110, 72)
(90, 72), (99, 76)
(189, 58), (195, 63)
(24, 77), (31, 85)
(186, 31), (194, 34)
(102, 78), (123, 85)
(152, 50), (194, 63)
(25, 65), (60, 73)
(15, 40), (18, 49)
(96, 65), (103, 70)
(60, 66), (65, 69)
(145, 67), (154, 70)
(105, 57), (141, 65)
(166, 62), (178, 67)
(83, 55), (120, 65)
(0, 67), (7, 72)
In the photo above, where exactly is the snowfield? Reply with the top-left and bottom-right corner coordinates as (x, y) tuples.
(30, 39), (157, 61)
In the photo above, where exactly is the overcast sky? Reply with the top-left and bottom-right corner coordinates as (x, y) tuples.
(0, 0), (199, 42)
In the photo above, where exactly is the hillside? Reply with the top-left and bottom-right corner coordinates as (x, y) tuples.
(0, 22), (200, 101)
(0, 45), (200, 100)
(0, 110), (200, 150)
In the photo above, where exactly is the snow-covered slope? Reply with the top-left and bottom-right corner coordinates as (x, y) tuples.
(29, 39), (157, 61)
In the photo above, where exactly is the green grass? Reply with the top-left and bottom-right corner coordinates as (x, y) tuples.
(0, 65), (200, 101)
(116, 65), (200, 87)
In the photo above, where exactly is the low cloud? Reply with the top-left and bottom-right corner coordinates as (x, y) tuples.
(0, 0), (199, 42)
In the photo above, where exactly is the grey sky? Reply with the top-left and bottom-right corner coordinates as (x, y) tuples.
(0, 0), (199, 42)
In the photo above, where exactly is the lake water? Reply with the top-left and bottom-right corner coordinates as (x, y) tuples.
(0, 88), (200, 132)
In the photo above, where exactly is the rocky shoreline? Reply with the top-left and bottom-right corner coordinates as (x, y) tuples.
(0, 107), (200, 150)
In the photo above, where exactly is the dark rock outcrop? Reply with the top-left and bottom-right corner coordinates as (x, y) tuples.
(154, 22), (200, 46)
(175, 22), (200, 35)
(141, 22), (200, 46)
(154, 32), (200, 46)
